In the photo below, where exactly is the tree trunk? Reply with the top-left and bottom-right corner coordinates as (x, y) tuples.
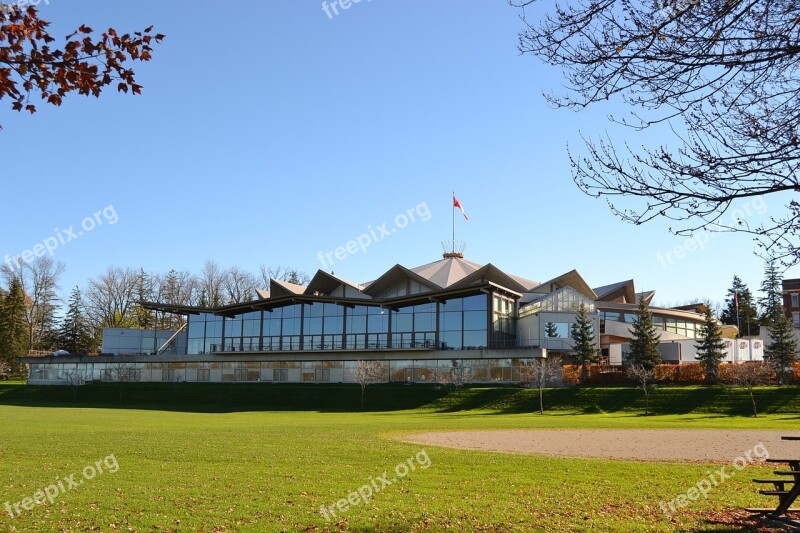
(749, 389), (758, 418)
(539, 387), (544, 415)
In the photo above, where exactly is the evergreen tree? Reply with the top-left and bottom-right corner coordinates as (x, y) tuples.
(58, 287), (94, 355)
(570, 304), (598, 383)
(759, 258), (784, 324)
(0, 279), (29, 373)
(134, 269), (156, 329)
(694, 307), (727, 384)
(627, 300), (662, 370)
(544, 321), (559, 338)
(765, 309), (798, 384)
(719, 275), (759, 336)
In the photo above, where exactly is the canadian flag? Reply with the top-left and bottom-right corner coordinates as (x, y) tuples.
(453, 195), (469, 221)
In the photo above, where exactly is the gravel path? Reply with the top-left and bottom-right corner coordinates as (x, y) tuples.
(400, 429), (800, 463)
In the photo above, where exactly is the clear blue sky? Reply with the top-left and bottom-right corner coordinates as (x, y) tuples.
(1, 0), (792, 308)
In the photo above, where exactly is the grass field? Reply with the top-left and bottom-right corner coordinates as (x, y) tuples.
(1, 382), (798, 532)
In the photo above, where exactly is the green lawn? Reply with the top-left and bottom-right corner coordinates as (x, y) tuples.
(0, 383), (798, 531)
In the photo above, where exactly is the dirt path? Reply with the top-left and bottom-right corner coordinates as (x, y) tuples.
(400, 429), (800, 463)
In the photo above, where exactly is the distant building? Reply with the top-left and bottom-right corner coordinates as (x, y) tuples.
(782, 278), (800, 328)
(23, 253), (757, 385)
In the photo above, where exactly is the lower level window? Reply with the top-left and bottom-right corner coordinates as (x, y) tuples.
(273, 368), (288, 382)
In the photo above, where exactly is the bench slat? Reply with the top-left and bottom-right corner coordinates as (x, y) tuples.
(746, 507), (800, 513)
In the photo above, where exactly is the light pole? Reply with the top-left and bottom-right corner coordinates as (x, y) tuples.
(736, 218), (755, 361)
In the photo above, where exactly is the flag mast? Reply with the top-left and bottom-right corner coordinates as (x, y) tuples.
(452, 190), (455, 254)
(444, 193), (467, 258)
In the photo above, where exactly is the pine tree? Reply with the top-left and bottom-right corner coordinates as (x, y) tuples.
(765, 309), (798, 384)
(627, 299), (662, 370)
(58, 287), (94, 355)
(545, 321), (559, 338)
(759, 258), (784, 324)
(0, 279), (29, 373)
(719, 275), (760, 336)
(694, 307), (727, 384)
(134, 269), (155, 329)
(570, 304), (598, 383)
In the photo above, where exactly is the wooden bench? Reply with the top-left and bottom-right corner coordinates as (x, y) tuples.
(747, 438), (800, 529)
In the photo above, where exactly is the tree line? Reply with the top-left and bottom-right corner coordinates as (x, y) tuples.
(0, 259), (309, 371)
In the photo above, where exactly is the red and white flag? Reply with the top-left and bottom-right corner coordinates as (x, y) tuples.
(453, 195), (469, 221)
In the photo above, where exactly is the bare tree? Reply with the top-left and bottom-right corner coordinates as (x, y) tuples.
(154, 269), (197, 329)
(58, 367), (84, 402)
(356, 360), (384, 409)
(434, 364), (471, 393)
(519, 356), (562, 415)
(84, 266), (139, 329)
(197, 260), (226, 306)
(721, 362), (774, 417)
(515, 0), (800, 264)
(0, 360), (10, 380)
(223, 266), (258, 304)
(258, 265), (311, 291)
(627, 364), (657, 416)
(1, 257), (64, 352)
(106, 362), (140, 404)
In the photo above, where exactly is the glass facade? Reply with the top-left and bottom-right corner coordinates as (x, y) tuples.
(599, 310), (703, 338)
(519, 287), (596, 317)
(28, 358), (530, 384)
(186, 293), (491, 354)
(491, 294), (515, 348)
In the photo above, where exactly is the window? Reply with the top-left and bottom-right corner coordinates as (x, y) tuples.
(197, 369), (210, 382)
(315, 369), (330, 382)
(161, 369), (176, 382)
(793, 312), (800, 328)
(273, 368), (288, 382)
(793, 294), (799, 308)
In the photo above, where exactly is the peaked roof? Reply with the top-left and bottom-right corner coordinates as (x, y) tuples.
(534, 270), (596, 299)
(269, 279), (307, 298)
(361, 264), (441, 296)
(636, 290), (656, 305)
(305, 270), (364, 296)
(671, 302), (709, 314)
(448, 263), (530, 294)
(409, 256), (485, 288)
(256, 289), (270, 299)
(593, 280), (636, 303)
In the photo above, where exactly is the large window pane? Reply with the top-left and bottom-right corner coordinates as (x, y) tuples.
(463, 294), (487, 311)
(441, 312), (462, 331)
(440, 331), (461, 350)
(442, 298), (463, 312)
(348, 315), (366, 334)
(392, 313), (413, 332)
(414, 312), (436, 332)
(463, 311), (486, 330)
(464, 330), (487, 348)
(324, 315), (342, 334)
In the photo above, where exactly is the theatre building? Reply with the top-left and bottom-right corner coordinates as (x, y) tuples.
(23, 253), (746, 385)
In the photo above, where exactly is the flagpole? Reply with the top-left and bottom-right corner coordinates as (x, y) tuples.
(452, 191), (455, 254)
(735, 292), (740, 363)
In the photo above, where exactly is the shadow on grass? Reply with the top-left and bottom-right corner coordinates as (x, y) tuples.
(696, 509), (793, 532)
(0, 382), (799, 417)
